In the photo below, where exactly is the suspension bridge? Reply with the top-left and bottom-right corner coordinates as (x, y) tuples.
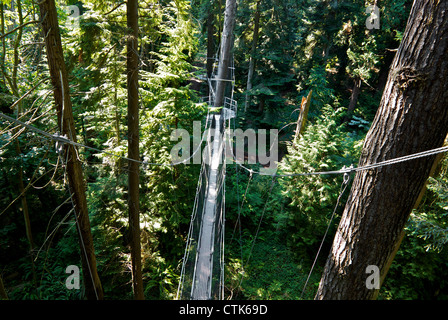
(176, 48), (237, 300)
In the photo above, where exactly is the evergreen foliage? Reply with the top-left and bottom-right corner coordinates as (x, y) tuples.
(1, 0), (446, 301)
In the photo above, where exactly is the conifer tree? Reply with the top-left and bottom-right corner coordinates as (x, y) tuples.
(316, 0), (448, 300)
(38, 0), (103, 300)
(214, 0), (237, 109)
(126, 0), (144, 300)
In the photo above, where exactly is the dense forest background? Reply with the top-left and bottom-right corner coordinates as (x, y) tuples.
(1, 0), (447, 300)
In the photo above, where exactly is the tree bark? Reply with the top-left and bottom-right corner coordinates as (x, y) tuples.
(293, 90), (312, 147)
(315, 0), (448, 300)
(213, 0), (237, 109)
(373, 142), (446, 299)
(38, 0), (103, 300)
(244, 0), (261, 112)
(127, 0), (144, 300)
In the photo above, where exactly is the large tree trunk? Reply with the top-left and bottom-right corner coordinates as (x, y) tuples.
(315, 0), (448, 300)
(38, 0), (104, 300)
(213, 0), (236, 109)
(127, 0), (144, 300)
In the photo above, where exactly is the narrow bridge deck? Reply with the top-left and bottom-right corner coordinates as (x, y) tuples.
(191, 115), (223, 300)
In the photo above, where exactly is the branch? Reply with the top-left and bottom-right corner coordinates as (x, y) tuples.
(0, 20), (40, 40)
(8, 77), (49, 110)
(104, 1), (126, 15)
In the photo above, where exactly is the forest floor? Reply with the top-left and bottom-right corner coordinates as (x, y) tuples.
(225, 232), (320, 300)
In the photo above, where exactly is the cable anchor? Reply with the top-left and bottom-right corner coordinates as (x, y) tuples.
(342, 164), (354, 185)
(53, 132), (68, 156)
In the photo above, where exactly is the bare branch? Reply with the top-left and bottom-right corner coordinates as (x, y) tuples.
(105, 1), (126, 15)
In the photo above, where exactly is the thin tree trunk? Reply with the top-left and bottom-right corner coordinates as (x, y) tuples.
(127, 0), (144, 300)
(344, 77), (361, 122)
(114, 46), (122, 176)
(214, 0), (236, 109)
(293, 90), (312, 147)
(0, 0), (21, 97)
(11, 0), (22, 96)
(14, 138), (37, 289)
(38, 0), (103, 300)
(5, 0), (36, 283)
(206, 3), (215, 79)
(1, 3), (6, 85)
(0, 274), (8, 300)
(315, 0), (448, 300)
(244, 0), (261, 112)
(15, 140), (34, 249)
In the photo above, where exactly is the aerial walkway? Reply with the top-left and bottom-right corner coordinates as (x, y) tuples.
(177, 50), (236, 300)
(191, 114), (224, 300)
